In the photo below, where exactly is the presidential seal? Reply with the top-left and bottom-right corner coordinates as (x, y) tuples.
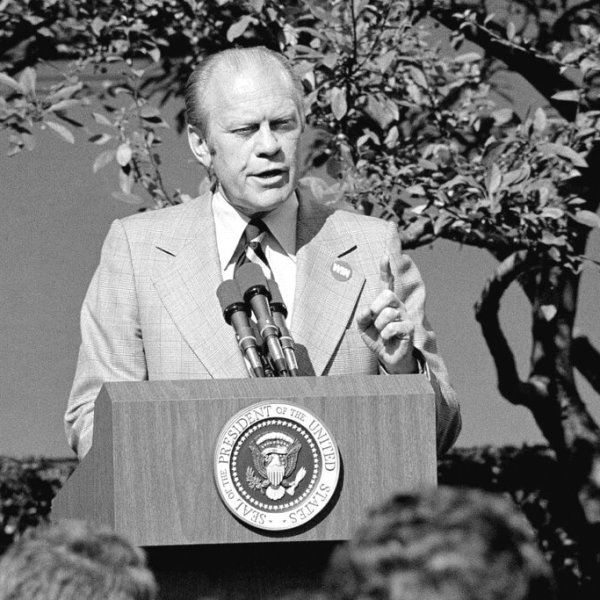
(214, 401), (340, 531)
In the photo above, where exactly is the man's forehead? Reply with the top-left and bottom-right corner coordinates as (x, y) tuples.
(206, 64), (298, 120)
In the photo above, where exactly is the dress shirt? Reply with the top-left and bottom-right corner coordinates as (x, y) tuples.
(212, 188), (298, 320)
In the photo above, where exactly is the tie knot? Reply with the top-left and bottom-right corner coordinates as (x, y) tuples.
(243, 218), (268, 244)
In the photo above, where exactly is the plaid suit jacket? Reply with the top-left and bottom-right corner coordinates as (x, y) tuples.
(66, 188), (461, 458)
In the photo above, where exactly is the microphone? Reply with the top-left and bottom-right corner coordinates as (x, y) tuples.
(235, 263), (289, 377)
(216, 279), (265, 378)
(267, 279), (299, 376)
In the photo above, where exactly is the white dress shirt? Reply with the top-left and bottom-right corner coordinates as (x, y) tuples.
(212, 188), (298, 321)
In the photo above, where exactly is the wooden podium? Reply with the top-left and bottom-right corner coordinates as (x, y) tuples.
(52, 374), (437, 599)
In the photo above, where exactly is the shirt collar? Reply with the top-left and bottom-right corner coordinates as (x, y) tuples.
(212, 189), (298, 272)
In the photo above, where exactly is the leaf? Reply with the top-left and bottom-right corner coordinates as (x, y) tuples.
(503, 165), (530, 187)
(384, 125), (399, 149)
(140, 105), (161, 119)
(541, 232), (566, 246)
(321, 53), (338, 70)
(434, 212), (453, 235)
(116, 143), (133, 166)
(48, 99), (80, 112)
(365, 96), (397, 129)
(93, 149), (116, 172)
(18, 67), (36, 96)
(93, 112), (113, 126)
(91, 17), (105, 36)
(405, 184), (426, 196)
(0, 72), (24, 93)
(533, 107), (547, 133)
(88, 133), (112, 145)
(330, 87), (347, 121)
(454, 52), (482, 63)
(148, 47), (161, 63)
(541, 207), (564, 219)
(562, 49), (586, 64)
(226, 15), (253, 42)
(409, 66), (427, 89)
(375, 51), (395, 74)
(111, 191), (143, 205)
(45, 120), (74, 143)
(573, 210), (600, 228)
(551, 90), (580, 102)
(486, 163), (502, 194)
(46, 83), (83, 104)
(538, 143), (588, 168)
(506, 22), (516, 41)
(540, 305), (557, 321)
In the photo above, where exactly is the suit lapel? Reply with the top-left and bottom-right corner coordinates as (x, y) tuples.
(152, 195), (248, 379)
(292, 193), (365, 375)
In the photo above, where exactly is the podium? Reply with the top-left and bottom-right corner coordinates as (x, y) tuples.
(52, 375), (437, 599)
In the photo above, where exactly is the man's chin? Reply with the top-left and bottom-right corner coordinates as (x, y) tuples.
(247, 188), (294, 213)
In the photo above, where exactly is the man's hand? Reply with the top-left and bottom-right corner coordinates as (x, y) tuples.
(356, 256), (418, 374)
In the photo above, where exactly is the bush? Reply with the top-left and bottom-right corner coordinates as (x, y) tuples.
(0, 456), (75, 554)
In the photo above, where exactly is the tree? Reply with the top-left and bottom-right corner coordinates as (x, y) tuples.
(1, 0), (599, 595)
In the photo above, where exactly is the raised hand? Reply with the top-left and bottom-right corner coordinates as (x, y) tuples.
(356, 255), (418, 374)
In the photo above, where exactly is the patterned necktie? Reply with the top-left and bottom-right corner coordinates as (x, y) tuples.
(234, 218), (272, 279)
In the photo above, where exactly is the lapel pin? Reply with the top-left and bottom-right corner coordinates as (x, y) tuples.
(331, 259), (353, 282)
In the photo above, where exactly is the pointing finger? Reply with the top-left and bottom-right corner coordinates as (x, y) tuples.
(380, 255), (394, 292)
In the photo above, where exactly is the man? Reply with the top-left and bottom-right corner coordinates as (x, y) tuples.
(65, 46), (460, 458)
(0, 520), (157, 600)
(324, 487), (556, 600)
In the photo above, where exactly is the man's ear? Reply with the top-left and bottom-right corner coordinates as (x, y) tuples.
(187, 125), (212, 169)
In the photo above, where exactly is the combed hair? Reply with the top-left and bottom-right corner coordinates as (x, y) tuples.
(325, 487), (556, 600)
(184, 46), (305, 137)
(0, 520), (157, 600)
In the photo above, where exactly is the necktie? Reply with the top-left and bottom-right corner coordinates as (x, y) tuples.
(234, 218), (272, 279)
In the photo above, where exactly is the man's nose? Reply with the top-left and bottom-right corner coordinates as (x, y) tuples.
(255, 123), (280, 155)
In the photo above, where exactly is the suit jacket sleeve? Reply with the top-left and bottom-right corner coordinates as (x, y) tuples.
(65, 219), (148, 458)
(386, 221), (461, 453)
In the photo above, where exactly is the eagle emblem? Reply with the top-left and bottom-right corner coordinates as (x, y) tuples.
(246, 431), (307, 500)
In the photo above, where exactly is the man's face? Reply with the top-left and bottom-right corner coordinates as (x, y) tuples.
(188, 63), (303, 216)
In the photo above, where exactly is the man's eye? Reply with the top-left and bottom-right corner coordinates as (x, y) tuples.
(233, 126), (257, 135)
(272, 119), (295, 130)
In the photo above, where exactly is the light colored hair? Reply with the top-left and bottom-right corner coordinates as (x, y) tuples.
(0, 520), (157, 600)
(184, 46), (305, 137)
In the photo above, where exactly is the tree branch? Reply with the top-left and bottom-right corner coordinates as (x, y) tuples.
(474, 250), (541, 407)
(572, 334), (600, 395)
(422, 0), (585, 120)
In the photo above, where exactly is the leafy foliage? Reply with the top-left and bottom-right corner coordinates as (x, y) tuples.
(0, 456), (74, 555)
(1, 0), (599, 260)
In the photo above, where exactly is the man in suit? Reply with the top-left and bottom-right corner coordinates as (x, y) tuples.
(65, 46), (461, 459)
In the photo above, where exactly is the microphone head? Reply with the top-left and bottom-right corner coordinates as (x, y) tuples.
(236, 263), (270, 300)
(267, 279), (288, 316)
(216, 279), (245, 324)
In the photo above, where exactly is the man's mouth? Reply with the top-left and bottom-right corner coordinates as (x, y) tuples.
(253, 168), (287, 179)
